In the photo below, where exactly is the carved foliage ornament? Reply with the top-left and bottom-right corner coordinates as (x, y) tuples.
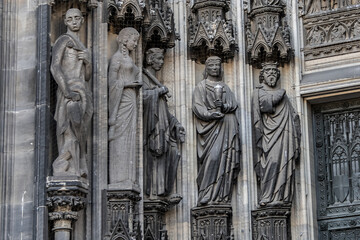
(245, 0), (292, 67)
(188, 0), (237, 63)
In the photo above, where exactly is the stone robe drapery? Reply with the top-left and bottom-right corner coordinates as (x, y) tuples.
(143, 70), (182, 197)
(108, 52), (140, 186)
(51, 34), (93, 177)
(253, 87), (300, 205)
(193, 79), (241, 205)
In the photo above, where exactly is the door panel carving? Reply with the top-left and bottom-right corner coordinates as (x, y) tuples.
(313, 99), (360, 239)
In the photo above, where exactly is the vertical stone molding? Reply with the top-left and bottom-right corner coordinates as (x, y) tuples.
(46, 177), (89, 240)
(191, 205), (233, 240)
(252, 207), (291, 240)
(188, 0), (237, 63)
(245, 0), (292, 67)
(104, 190), (142, 240)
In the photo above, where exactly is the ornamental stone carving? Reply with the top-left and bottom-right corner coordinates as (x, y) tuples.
(188, 0), (237, 63)
(108, 0), (179, 49)
(50, 8), (93, 178)
(108, 27), (142, 190)
(301, 1), (360, 60)
(245, 0), (292, 67)
(192, 56), (240, 206)
(252, 63), (301, 207)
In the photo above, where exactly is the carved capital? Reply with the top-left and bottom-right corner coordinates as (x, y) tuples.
(50, 0), (100, 8)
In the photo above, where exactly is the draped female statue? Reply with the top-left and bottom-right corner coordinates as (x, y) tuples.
(108, 27), (142, 187)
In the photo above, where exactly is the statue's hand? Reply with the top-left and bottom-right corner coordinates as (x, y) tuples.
(176, 125), (186, 143)
(210, 112), (224, 120)
(66, 91), (81, 101)
(214, 99), (223, 109)
(158, 86), (169, 96)
(78, 50), (91, 65)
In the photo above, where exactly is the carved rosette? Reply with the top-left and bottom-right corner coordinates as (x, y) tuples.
(245, 0), (292, 67)
(252, 207), (291, 240)
(46, 177), (89, 240)
(104, 190), (142, 240)
(188, 0), (237, 63)
(191, 205), (233, 240)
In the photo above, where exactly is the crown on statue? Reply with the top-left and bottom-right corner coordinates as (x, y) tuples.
(262, 62), (279, 69)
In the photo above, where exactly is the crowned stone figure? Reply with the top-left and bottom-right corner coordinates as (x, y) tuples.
(253, 62), (301, 207)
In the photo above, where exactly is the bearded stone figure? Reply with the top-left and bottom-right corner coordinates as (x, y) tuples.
(253, 63), (301, 207)
(108, 27), (142, 187)
(143, 48), (185, 198)
(51, 8), (93, 178)
(192, 56), (241, 206)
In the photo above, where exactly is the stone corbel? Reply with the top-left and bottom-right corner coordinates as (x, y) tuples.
(188, 0), (237, 63)
(245, 0), (292, 68)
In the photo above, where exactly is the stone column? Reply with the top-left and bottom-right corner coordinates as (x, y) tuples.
(47, 177), (88, 240)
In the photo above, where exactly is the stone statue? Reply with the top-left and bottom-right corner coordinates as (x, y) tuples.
(108, 27), (142, 187)
(192, 56), (241, 206)
(143, 48), (185, 198)
(253, 62), (301, 207)
(50, 8), (93, 178)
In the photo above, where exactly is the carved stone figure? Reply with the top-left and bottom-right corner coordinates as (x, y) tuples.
(143, 48), (185, 198)
(108, 27), (142, 187)
(51, 8), (93, 178)
(330, 22), (347, 42)
(308, 26), (326, 45)
(253, 63), (301, 207)
(192, 56), (241, 206)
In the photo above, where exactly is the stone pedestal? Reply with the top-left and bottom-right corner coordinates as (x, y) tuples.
(104, 189), (142, 240)
(143, 200), (169, 240)
(191, 205), (233, 240)
(251, 207), (291, 240)
(46, 176), (89, 240)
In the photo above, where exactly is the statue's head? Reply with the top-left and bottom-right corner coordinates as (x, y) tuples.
(117, 27), (140, 51)
(259, 62), (280, 88)
(146, 48), (165, 71)
(203, 56), (222, 80)
(64, 8), (84, 32)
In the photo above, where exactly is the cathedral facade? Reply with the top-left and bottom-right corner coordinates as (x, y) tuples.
(1, 0), (360, 239)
